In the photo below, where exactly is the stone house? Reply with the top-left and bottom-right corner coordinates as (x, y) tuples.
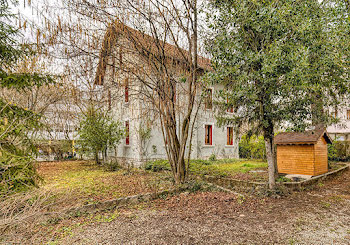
(94, 23), (239, 166)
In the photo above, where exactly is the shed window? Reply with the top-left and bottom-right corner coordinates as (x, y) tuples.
(347, 110), (350, 120)
(205, 125), (212, 145)
(205, 88), (213, 110)
(227, 127), (234, 145)
(125, 121), (130, 145)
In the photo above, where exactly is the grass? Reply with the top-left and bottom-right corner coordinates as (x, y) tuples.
(0, 160), (174, 244)
(37, 160), (173, 209)
(145, 158), (268, 181)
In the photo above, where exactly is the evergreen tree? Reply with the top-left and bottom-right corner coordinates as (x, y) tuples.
(206, 0), (349, 189)
(78, 106), (124, 164)
(0, 0), (53, 194)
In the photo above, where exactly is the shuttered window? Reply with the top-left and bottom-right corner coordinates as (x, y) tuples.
(125, 78), (129, 103)
(125, 121), (130, 145)
(227, 127), (233, 145)
(227, 97), (233, 113)
(205, 125), (212, 145)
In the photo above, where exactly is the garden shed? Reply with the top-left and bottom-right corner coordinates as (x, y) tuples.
(274, 128), (332, 176)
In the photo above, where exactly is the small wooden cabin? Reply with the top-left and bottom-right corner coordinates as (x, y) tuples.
(274, 128), (332, 176)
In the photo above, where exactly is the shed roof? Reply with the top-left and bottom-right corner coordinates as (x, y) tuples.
(274, 127), (332, 145)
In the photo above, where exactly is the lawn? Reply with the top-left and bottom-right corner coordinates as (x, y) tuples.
(37, 160), (173, 209)
(145, 158), (268, 181)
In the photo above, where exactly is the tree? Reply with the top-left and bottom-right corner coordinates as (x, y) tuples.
(0, 0), (53, 194)
(39, 0), (204, 184)
(206, 0), (349, 189)
(78, 106), (124, 164)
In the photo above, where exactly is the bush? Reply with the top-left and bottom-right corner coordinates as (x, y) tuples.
(328, 140), (350, 162)
(104, 160), (121, 171)
(239, 134), (266, 159)
(209, 154), (217, 161)
(144, 160), (171, 172)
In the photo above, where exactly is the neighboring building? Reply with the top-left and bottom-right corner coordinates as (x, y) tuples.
(275, 127), (332, 176)
(36, 95), (80, 160)
(94, 23), (239, 167)
(35, 86), (103, 161)
(327, 107), (350, 141)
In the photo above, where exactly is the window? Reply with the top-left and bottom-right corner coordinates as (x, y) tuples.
(205, 88), (213, 110)
(227, 127), (234, 145)
(333, 110), (338, 118)
(125, 121), (130, 145)
(119, 46), (123, 67)
(347, 110), (350, 120)
(124, 78), (129, 103)
(108, 90), (111, 110)
(205, 125), (213, 145)
(227, 97), (233, 113)
(173, 84), (177, 103)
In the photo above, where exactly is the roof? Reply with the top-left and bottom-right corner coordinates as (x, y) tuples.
(274, 127), (332, 145)
(95, 21), (211, 85)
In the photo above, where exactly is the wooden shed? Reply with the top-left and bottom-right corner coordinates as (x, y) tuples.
(274, 128), (332, 176)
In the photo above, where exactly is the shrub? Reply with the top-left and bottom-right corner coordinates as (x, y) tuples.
(104, 160), (121, 171)
(209, 153), (217, 161)
(239, 134), (266, 159)
(328, 140), (350, 162)
(144, 160), (171, 172)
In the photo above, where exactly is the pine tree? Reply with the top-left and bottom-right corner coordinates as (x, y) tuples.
(0, 0), (53, 194)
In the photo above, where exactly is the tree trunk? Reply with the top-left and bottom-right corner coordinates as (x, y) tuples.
(264, 126), (276, 190)
(95, 151), (100, 165)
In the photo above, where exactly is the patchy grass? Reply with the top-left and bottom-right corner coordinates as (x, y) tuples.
(37, 161), (173, 209)
(0, 160), (174, 244)
(145, 158), (268, 181)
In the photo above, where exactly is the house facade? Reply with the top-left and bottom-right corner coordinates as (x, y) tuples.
(327, 107), (350, 142)
(94, 23), (239, 167)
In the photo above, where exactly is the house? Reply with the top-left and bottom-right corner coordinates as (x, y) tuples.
(274, 127), (332, 176)
(327, 107), (350, 142)
(94, 22), (239, 166)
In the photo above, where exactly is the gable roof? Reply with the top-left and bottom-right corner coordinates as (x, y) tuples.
(274, 127), (332, 145)
(95, 22), (211, 85)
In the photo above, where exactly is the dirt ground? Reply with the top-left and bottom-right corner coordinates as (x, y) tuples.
(58, 168), (350, 245)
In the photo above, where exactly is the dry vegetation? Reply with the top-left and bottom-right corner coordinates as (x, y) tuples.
(61, 168), (350, 245)
(0, 160), (173, 244)
(1, 160), (349, 244)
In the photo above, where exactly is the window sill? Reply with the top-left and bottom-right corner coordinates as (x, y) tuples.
(225, 145), (235, 148)
(202, 144), (215, 148)
(124, 145), (131, 147)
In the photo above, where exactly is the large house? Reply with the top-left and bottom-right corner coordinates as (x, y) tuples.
(327, 107), (350, 142)
(94, 23), (239, 166)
